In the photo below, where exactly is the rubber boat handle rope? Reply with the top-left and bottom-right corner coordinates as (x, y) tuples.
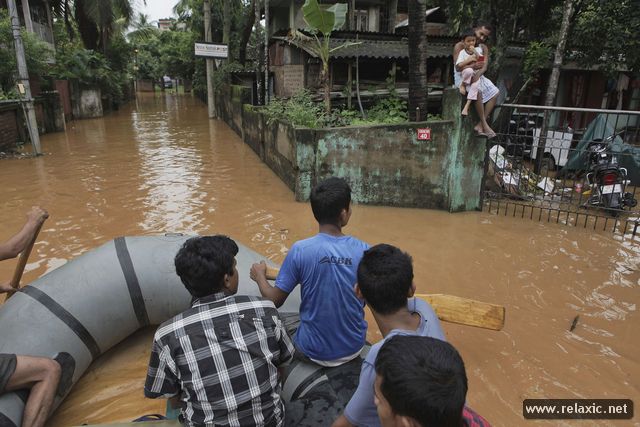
(265, 266), (505, 331)
(4, 222), (44, 301)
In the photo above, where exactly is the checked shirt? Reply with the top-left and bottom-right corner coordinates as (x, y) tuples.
(144, 292), (295, 427)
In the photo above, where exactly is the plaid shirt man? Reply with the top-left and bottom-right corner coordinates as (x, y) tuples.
(144, 292), (295, 427)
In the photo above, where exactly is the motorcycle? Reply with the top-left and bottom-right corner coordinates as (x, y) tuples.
(583, 133), (637, 213)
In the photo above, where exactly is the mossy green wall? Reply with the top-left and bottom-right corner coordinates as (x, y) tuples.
(218, 85), (486, 211)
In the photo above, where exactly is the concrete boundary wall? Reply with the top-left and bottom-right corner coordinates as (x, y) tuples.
(0, 94), (66, 152)
(215, 85), (485, 211)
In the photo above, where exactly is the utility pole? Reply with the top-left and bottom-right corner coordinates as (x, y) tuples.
(204, 0), (216, 118)
(7, 0), (42, 155)
(264, 0), (270, 104)
(254, 0), (262, 105)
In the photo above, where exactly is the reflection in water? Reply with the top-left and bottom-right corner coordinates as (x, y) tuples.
(132, 106), (207, 232)
(0, 93), (638, 427)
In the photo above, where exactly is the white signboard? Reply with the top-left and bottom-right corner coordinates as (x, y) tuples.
(194, 42), (228, 58)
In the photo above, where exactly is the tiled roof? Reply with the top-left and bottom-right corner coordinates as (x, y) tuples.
(273, 36), (453, 59)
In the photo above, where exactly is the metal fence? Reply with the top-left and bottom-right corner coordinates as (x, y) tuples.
(483, 104), (640, 236)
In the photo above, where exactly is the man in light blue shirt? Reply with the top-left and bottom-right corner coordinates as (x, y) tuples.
(332, 244), (446, 427)
(251, 177), (369, 365)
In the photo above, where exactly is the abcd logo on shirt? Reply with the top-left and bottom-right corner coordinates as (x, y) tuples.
(319, 256), (353, 266)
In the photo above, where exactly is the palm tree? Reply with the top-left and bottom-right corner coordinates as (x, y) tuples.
(51, 0), (139, 51)
(128, 12), (159, 44)
(408, 0), (428, 121)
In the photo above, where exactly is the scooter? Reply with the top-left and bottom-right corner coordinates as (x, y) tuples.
(583, 133), (637, 213)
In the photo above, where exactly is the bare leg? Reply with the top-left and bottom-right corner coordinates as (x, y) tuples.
(474, 94), (495, 136)
(459, 83), (467, 96)
(474, 90), (485, 133)
(484, 92), (499, 120)
(7, 356), (61, 427)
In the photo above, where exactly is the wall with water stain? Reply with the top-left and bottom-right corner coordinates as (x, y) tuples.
(217, 85), (485, 211)
(0, 95), (66, 152)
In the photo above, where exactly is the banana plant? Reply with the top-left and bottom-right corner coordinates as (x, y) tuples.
(288, 0), (358, 113)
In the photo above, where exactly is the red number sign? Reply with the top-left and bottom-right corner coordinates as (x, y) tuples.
(417, 128), (431, 140)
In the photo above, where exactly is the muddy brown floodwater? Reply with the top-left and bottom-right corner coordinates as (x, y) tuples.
(1, 94), (638, 426)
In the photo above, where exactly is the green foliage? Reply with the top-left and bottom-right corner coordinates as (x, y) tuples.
(158, 30), (197, 80)
(212, 62), (246, 90)
(523, 41), (551, 79)
(302, 0), (347, 35)
(569, 0), (639, 73)
(52, 25), (129, 104)
(263, 90), (325, 128)
(263, 89), (411, 129)
(133, 35), (162, 81)
(0, 88), (19, 100)
(296, 0), (354, 112)
(350, 96), (408, 126)
(0, 9), (52, 94)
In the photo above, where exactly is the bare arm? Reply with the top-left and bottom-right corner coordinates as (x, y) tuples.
(455, 54), (477, 72)
(454, 43), (478, 72)
(250, 261), (289, 308)
(452, 41), (464, 66)
(0, 206), (48, 261)
(0, 281), (14, 294)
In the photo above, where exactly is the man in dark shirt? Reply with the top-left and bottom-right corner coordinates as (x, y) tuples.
(374, 335), (491, 427)
(144, 235), (295, 427)
(1, 206), (64, 427)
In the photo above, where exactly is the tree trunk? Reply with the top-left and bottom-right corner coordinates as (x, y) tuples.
(323, 65), (330, 113)
(321, 41), (331, 113)
(408, 0), (428, 121)
(535, 0), (575, 173)
(254, 0), (263, 105)
(388, 0), (398, 33)
(223, 0), (231, 45)
(239, 0), (256, 65)
(264, 0), (270, 103)
(544, 0), (575, 107)
(75, 0), (99, 50)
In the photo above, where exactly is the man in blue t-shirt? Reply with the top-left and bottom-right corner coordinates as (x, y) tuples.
(250, 177), (369, 365)
(332, 244), (446, 427)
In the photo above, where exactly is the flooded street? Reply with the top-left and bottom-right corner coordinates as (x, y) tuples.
(1, 94), (638, 426)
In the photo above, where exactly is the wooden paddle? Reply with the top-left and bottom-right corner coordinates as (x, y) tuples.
(265, 266), (505, 331)
(4, 222), (44, 301)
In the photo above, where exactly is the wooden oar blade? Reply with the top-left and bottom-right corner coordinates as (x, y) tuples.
(266, 266), (279, 281)
(417, 293), (505, 331)
(5, 222), (44, 301)
(263, 266), (505, 331)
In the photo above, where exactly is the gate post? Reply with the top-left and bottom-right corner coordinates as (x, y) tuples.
(442, 88), (488, 212)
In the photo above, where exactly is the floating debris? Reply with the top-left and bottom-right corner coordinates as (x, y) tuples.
(569, 315), (580, 332)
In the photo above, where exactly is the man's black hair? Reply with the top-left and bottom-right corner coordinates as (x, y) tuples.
(357, 244), (413, 315)
(375, 335), (468, 427)
(475, 20), (493, 32)
(310, 177), (351, 226)
(174, 235), (239, 298)
(461, 28), (476, 40)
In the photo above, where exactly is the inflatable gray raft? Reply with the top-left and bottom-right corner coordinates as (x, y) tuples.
(0, 235), (360, 426)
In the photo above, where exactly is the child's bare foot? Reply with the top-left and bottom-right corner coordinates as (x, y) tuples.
(459, 84), (467, 96)
(474, 123), (483, 133)
(482, 124), (496, 138)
